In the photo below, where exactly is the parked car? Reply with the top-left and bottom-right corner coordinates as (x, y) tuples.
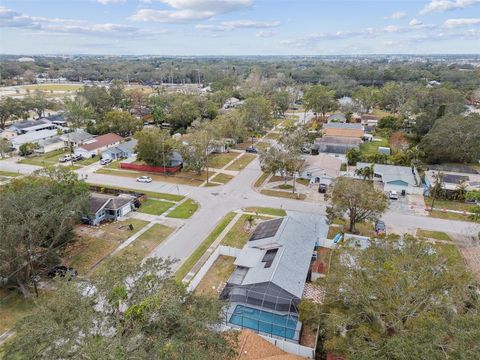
(100, 158), (112, 165)
(318, 183), (328, 193)
(245, 146), (258, 154)
(47, 266), (78, 278)
(59, 155), (72, 163)
(136, 176), (152, 183)
(389, 190), (399, 200)
(375, 220), (386, 235)
(71, 154), (83, 162)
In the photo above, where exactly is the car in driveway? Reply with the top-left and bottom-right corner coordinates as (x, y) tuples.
(136, 176), (152, 183)
(100, 158), (112, 165)
(71, 154), (83, 162)
(47, 266), (78, 278)
(245, 146), (258, 154)
(318, 183), (328, 193)
(389, 190), (399, 200)
(375, 220), (386, 235)
(59, 155), (72, 163)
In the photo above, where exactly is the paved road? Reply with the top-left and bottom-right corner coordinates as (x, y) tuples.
(2, 156), (479, 270)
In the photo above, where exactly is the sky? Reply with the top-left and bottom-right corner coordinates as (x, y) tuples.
(0, 0), (479, 55)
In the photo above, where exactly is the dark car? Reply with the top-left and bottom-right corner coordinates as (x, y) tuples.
(245, 147), (258, 154)
(71, 154), (83, 162)
(318, 183), (328, 193)
(48, 266), (78, 278)
(375, 220), (386, 235)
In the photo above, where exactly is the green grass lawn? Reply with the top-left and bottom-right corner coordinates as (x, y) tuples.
(243, 207), (287, 217)
(426, 198), (474, 212)
(275, 184), (294, 190)
(329, 218), (376, 238)
(104, 159), (122, 169)
(88, 183), (184, 202)
(22, 84), (83, 92)
(430, 210), (479, 223)
(138, 199), (175, 215)
(166, 199), (199, 219)
(226, 154), (256, 171)
(359, 137), (389, 157)
(0, 289), (39, 334)
(210, 173), (234, 184)
(207, 152), (238, 169)
(76, 155), (99, 166)
(220, 214), (269, 248)
(0, 170), (21, 177)
(18, 148), (69, 166)
(195, 256), (235, 297)
(260, 189), (306, 200)
(63, 219), (149, 274)
(175, 212), (236, 281)
(254, 172), (269, 187)
(416, 229), (451, 241)
(119, 224), (175, 260)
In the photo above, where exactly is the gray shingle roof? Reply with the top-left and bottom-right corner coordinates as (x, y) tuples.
(357, 162), (417, 186)
(235, 211), (328, 298)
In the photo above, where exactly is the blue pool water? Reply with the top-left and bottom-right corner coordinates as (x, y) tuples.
(229, 305), (298, 340)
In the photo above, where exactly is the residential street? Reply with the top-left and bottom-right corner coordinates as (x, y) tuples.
(1, 156), (479, 271)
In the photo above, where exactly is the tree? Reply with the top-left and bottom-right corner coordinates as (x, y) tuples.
(0, 167), (89, 297)
(353, 86), (380, 113)
(316, 236), (479, 359)
(303, 85), (337, 120)
(213, 110), (248, 143)
(429, 171), (444, 211)
(24, 91), (52, 119)
(63, 96), (93, 129)
(388, 131), (409, 151)
(18, 142), (39, 156)
(78, 85), (114, 119)
(180, 125), (215, 180)
(0, 97), (25, 129)
(346, 148), (362, 165)
(0, 138), (11, 158)
(4, 256), (237, 359)
(271, 90), (290, 118)
(328, 177), (387, 233)
(378, 115), (402, 131)
(240, 96), (272, 135)
(355, 163), (374, 180)
(420, 114), (480, 163)
(108, 80), (126, 108)
(379, 81), (409, 113)
(97, 110), (143, 137)
(135, 128), (178, 167)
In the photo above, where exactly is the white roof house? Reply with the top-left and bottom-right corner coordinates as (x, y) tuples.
(356, 162), (422, 194)
(10, 129), (59, 150)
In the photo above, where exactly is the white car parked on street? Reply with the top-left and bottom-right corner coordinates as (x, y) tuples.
(136, 176), (152, 183)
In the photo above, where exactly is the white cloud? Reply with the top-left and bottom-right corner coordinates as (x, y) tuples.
(196, 19), (280, 31)
(97, 0), (126, 4)
(384, 25), (406, 33)
(444, 17), (480, 27)
(420, 0), (479, 15)
(131, 0), (252, 23)
(256, 30), (275, 37)
(384, 11), (407, 19)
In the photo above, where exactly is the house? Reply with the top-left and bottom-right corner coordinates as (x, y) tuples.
(7, 119), (57, 135)
(75, 133), (123, 158)
(10, 129), (59, 150)
(101, 139), (137, 160)
(36, 136), (65, 153)
(86, 193), (135, 226)
(300, 154), (342, 184)
(312, 137), (362, 155)
(61, 129), (95, 148)
(223, 97), (244, 109)
(221, 212), (328, 343)
(356, 162), (422, 194)
(425, 169), (480, 194)
(327, 113), (347, 123)
(360, 114), (380, 127)
(322, 123), (364, 138)
(0, 129), (18, 140)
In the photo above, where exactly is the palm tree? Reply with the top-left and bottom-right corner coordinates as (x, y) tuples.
(429, 171), (444, 211)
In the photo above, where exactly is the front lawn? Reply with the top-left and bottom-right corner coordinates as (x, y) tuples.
(87, 183), (184, 202)
(195, 256), (235, 297)
(138, 199), (175, 215)
(221, 214), (256, 248)
(426, 198), (474, 212)
(210, 173), (234, 184)
(76, 155), (99, 166)
(430, 210), (479, 223)
(226, 154), (256, 171)
(416, 229), (451, 241)
(207, 152), (238, 169)
(18, 148), (68, 166)
(166, 199), (199, 219)
(328, 219), (376, 238)
(261, 189), (306, 200)
(63, 219), (149, 274)
(0, 289), (38, 334)
(175, 212), (236, 281)
(119, 224), (175, 259)
(243, 207), (287, 217)
(95, 168), (208, 186)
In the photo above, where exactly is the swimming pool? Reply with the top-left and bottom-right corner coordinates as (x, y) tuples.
(228, 305), (298, 340)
